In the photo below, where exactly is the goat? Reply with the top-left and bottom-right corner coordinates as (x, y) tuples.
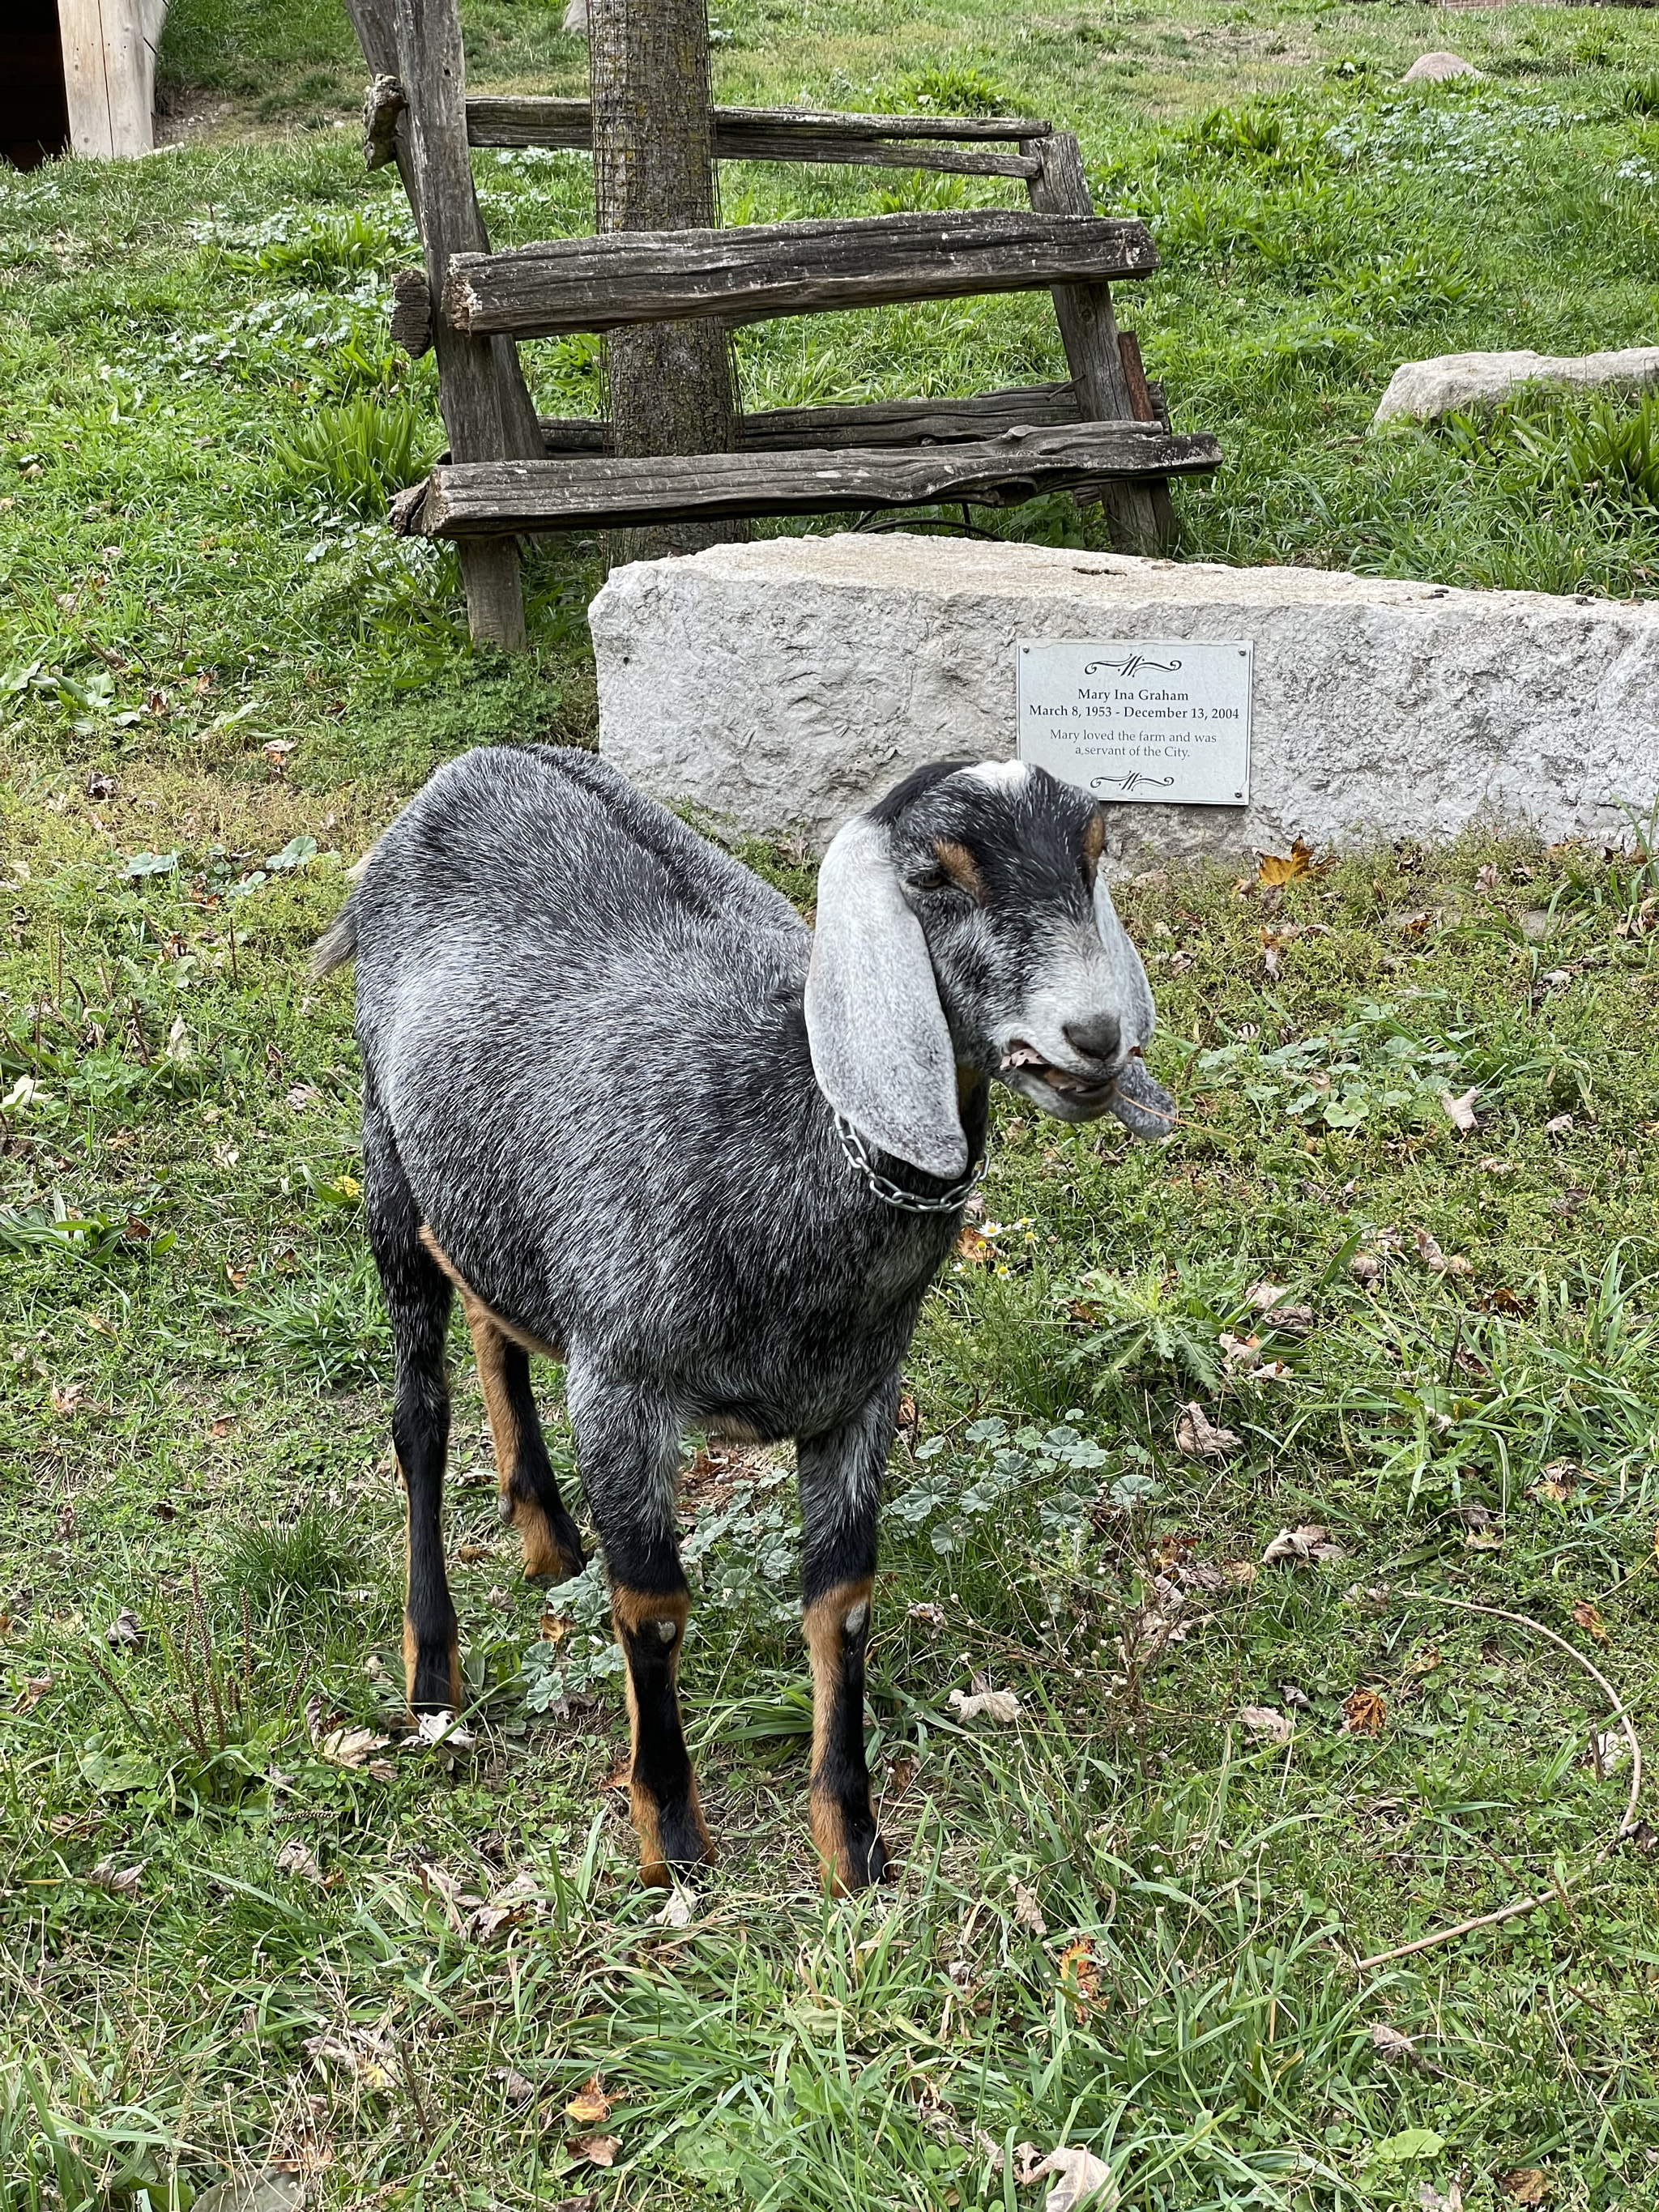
(313, 746), (1172, 1892)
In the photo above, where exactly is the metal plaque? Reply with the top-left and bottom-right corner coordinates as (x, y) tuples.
(1016, 639), (1252, 807)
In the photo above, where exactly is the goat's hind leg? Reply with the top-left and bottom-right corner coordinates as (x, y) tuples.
(798, 1381), (898, 1894)
(569, 1367), (712, 1886)
(364, 1085), (458, 1714)
(467, 1312), (585, 1583)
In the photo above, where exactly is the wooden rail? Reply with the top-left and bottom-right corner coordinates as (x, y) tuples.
(412, 423), (1220, 536)
(365, 79), (1054, 172)
(444, 211), (1158, 340)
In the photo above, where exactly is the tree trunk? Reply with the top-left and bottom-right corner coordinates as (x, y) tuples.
(588, 0), (739, 564)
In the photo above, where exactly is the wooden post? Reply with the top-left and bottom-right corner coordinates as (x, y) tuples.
(587, 0), (739, 564)
(1025, 132), (1175, 557)
(346, 0), (539, 650)
(58, 0), (166, 159)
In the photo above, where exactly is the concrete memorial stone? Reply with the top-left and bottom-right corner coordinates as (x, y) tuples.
(590, 533), (1659, 869)
(1374, 345), (1659, 426)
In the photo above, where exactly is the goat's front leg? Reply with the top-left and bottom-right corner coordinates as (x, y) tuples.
(798, 1379), (899, 1894)
(569, 1366), (713, 1886)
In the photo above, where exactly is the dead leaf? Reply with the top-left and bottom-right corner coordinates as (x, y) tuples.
(1370, 2022), (1417, 2062)
(1057, 1937), (1101, 2019)
(1174, 1403), (1239, 1460)
(652, 1884), (696, 1929)
(1420, 2183), (1464, 2212)
(104, 1608), (143, 1648)
(1439, 1087), (1479, 1133)
(1031, 2144), (1119, 2212)
(1475, 863), (1499, 891)
(413, 1710), (474, 1751)
(1260, 1302), (1314, 1337)
(1342, 1687), (1388, 1736)
(318, 1725), (391, 1769)
(456, 1541), (492, 1563)
(1246, 1279), (1288, 1311)
(565, 2073), (612, 2127)
(1262, 1524), (1346, 1566)
(85, 1856), (145, 1895)
(49, 1381), (83, 1417)
(1479, 1156), (1516, 1178)
(1544, 1114), (1574, 1137)
(1571, 1600), (1608, 1644)
(1257, 839), (1316, 887)
(1502, 2172), (1548, 2206)
(906, 1600), (947, 1631)
(1350, 1251), (1382, 1283)
(303, 2024), (394, 2091)
(955, 1225), (994, 1265)
(164, 1015), (192, 1064)
(1218, 1331), (1262, 1367)
(949, 1685), (1022, 1725)
(274, 1838), (322, 1882)
(1414, 1229), (1472, 1276)
(13, 1673), (53, 1713)
(496, 2067), (538, 2106)
(1238, 1704), (1293, 1745)
(569, 2135), (619, 2168)
(1009, 1875), (1047, 1936)
(598, 1756), (632, 1794)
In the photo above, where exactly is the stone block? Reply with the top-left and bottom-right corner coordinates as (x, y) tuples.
(1375, 345), (1659, 424)
(590, 532), (1659, 868)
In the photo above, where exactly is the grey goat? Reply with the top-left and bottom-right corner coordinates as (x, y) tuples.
(313, 745), (1171, 1891)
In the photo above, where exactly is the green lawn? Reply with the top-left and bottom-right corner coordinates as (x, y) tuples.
(4, 0), (1659, 2205)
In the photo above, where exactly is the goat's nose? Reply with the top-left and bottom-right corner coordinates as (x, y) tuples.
(1064, 1012), (1122, 1067)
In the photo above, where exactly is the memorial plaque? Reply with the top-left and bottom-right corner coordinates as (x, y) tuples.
(1016, 639), (1252, 806)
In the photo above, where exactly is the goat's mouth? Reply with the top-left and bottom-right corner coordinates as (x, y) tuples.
(998, 1039), (1121, 1122)
(999, 1042), (1177, 1141)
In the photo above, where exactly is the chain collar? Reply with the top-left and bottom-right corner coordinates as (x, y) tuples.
(834, 1113), (987, 1216)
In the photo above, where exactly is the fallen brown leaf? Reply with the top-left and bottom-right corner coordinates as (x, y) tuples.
(85, 1856), (145, 1896)
(906, 1600), (947, 1632)
(1368, 2022), (1416, 2062)
(1439, 1086), (1479, 1132)
(955, 1225), (994, 1265)
(104, 1608), (143, 1648)
(274, 1838), (322, 1882)
(318, 1725), (391, 1769)
(1262, 1524), (1346, 1566)
(1174, 1403), (1239, 1460)
(1238, 1704), (1293, 1745)
(1342, 1687), (1388, 1736)
(13, 1673), (52, 1714)
(1257, 839), (1316, 887)
(1414, 1228), (1472, 1276)
(1571, 1600), (1608, 1644)
(1009, 1876), (1047, 1936)
(949, 1685), (1022, 1725)
(1031, 2144), (1119, 2212)
(564, 2073), (612, 2127)
(1056, 1937), (1101, 2020)
(1502, 2172), (1548, 2206)
(569, 2135), (619, 2169)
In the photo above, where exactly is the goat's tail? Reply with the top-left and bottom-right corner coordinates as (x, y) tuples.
(310, 836), (383, 979)
(310, 900), (357, 980)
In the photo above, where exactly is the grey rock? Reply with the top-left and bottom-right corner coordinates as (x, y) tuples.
(1401, 50), (1484, 83)
(591, 533), (1659, 871)
(1375, 344), (1659, 424)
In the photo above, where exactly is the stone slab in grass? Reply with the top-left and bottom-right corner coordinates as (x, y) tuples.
(591, 533), (1659, 867)
(1375, 345), (1659, 424)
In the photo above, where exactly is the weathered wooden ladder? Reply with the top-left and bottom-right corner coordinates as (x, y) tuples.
(346, 0), (1221, 648)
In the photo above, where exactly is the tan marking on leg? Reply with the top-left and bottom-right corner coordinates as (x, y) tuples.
(802, 1575), (875, 1895)
(464, 1305), (566, 1575)
(611, 1587), (711, 1884)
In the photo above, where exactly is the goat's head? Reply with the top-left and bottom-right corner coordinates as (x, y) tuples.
(804, 759), (1173, 1178)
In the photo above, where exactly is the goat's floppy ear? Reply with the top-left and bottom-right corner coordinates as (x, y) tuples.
(805, 816), (968, 1179)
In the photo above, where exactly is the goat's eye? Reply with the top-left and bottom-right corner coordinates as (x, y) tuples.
(915, 867), (949, 893)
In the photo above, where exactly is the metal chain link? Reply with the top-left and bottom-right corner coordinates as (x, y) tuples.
(834, 1113), (988, 1216)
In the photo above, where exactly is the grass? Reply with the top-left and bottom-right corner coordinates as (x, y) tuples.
(4, 0), (1659, 2204)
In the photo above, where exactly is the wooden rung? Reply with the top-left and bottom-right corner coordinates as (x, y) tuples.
(411, 424), (1221, 537)
(445, 211), (1158, 341)
(365, 84), (1055, 171)
(527, 382), (1081, 456)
